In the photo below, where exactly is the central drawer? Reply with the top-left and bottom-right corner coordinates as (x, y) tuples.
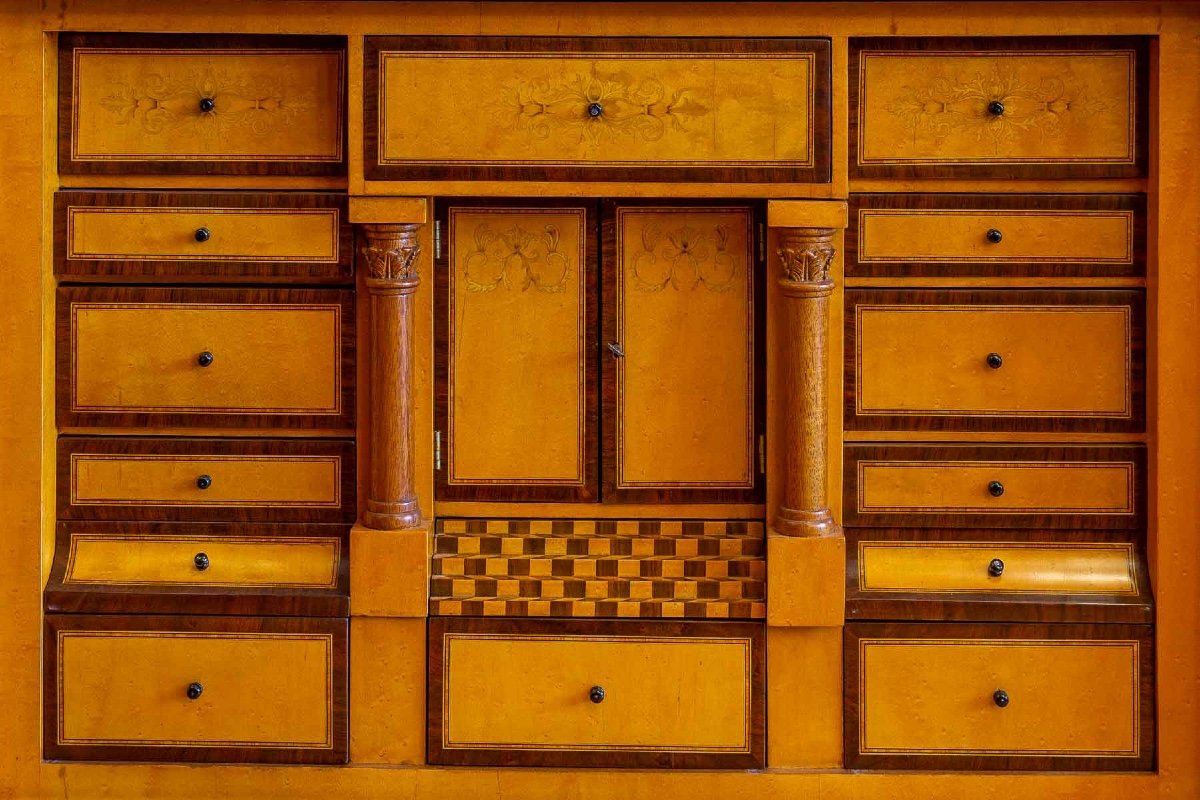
(57, 286), (354, 429)
(428, 617), (764, 768)
(45, 614), (348, 763)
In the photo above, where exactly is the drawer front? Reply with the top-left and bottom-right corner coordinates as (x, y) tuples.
(366, 37), (830, 183)
(846, 289), (1144, 432)
(45, 521), (350, 616)
(850, 37), (1148, 178)
(45, 615), (348, 763)
(844, 445), (1144, 529)
(845, 623), (1154, 770)
(59, 438), (355, 522)
(603, 202), (763, 503)
(435, 200), (598, 502)
(56, 192), (351, 283)
(429, 618), (764, 768)
(60, 34), (346, 176)
(57, 287), (354, 429)
(847, 194), (1145, 278)
(64, 533), (341, 589)
(857, 540), (1139, 595)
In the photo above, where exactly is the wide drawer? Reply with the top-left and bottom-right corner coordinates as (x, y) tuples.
(55, 192), (351, 283)
(428, 617), (764, 768)
(845, 622), (1154, 770)
(45, 521), (349, 616)
(844, 444), (1145, 529)
(59, 34), (346, 176)
(57, 287), (354, 429)
(845, 530), (1153, 624)
(59, 437), (355, 523)
(45, 614), (348, 763)
(366, 36), (830, 183)
(850, 36), (1148, 178)
(847, 194), (1145, 278)
(846, 289), (1145, 432)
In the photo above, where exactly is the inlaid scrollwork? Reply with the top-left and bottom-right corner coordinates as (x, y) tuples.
(100, 70), (314, 139)
(885, 65), (1114, 152)
(462, 223), (571, 293)
(494, 66), (709, 146)
(630, 223), (738, 293)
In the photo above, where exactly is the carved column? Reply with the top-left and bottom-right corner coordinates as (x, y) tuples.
(360, 223), (422, 530)
(776, 228), (836, 537)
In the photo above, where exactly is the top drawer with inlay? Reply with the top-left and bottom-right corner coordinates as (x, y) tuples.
(850, 37), (1148, 178)
(366, 37), (831, 183)
(59, 34), (346, 176)
(55, 192), (352, 283)
(847, 194), (1145, 278)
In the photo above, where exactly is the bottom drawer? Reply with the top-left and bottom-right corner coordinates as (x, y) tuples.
(845, 622), (1154, 771)
(45, 615), (347, 764)
(429, 617), (764, 768)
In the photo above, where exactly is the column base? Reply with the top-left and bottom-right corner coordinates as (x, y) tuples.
(775, 506), (837, 537)
(363, 498), (423, 531)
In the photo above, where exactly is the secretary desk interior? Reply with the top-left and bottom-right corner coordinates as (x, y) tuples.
(2, 2), (1197, 798)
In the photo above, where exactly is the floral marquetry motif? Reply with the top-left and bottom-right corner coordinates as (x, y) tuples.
(462, 223), (571, 293)
(630, 223), (738, 293)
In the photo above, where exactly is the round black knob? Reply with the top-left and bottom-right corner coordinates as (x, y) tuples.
(993, 689), (1010, 708)
(988, 558), (1005, 577)
(196, 474), (212, 490)
(986, 352), (1003, 369)
(987, 480), (1005, 498)
(586, 102), (603, 118)
(986, 228), (1003, 244)
(988, 100), (1005, 116)
(194, 552), (210, 571)
(197, 351), (214, 367)
(199, 97), (215, 113)
(194, 227), (211, 243)
(186, 682), (204, 700)
(588, 686), (606, 704)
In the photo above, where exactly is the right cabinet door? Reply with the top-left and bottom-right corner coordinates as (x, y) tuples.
(601, 201), (764, 503)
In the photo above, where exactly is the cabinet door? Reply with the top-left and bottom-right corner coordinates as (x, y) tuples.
(602, 201), (764, 503)
(435, 200), (598, 501)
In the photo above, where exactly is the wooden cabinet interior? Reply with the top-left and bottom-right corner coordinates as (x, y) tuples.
(434, 198), (765, 505)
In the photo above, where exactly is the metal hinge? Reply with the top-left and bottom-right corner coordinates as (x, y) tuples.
(758, 434), (766, 475)
(758, 223), (766, 263)
(433, 220), (442, 261)
(434, 430), (442, 471)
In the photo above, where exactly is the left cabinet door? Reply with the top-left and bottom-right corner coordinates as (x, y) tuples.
(435, 199), (599, 501)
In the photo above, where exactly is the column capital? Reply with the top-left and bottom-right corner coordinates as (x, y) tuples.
(777, 227), (836, 296)
(360, 222), (421, 293)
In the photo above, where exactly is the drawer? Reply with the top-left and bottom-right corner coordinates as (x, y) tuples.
(428, 618), (764, 768)
(845, 622), (1154, 770)
(850, 37), (1148, 178)
(844, 444), (1145, 529)
(45, 521), (349, 616)
(59, 437), (355, 522)
(56, 287), (354, 429)
(59, 34), (346, 176)
(845, 530), (1153, 624)
(44, 614), (348, 763)
(847, 194), (1145, 278)
(846, 289), (1145, 432)
(55, 192), (352, 283)
(366, 36), (830, 183)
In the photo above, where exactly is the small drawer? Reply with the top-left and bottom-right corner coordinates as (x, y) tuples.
(367, 36), (830, 183)
(56, 286), (354, 429)
(55, 192), (351, 283)
(850, 36), (1148, 178)
(429, 617), (764, 768)
(844, 444), (1145, 529)
(846, 289), (1145, 432)
(847, 194), (1145, 278)
(45, 614), (348, 763)
(845, 622), (1154, 770)
(845, 530), (1153, 624)
(59, 437), (355, 523)
(59, 34), (346, 176)
(45, 521), (349, 616)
